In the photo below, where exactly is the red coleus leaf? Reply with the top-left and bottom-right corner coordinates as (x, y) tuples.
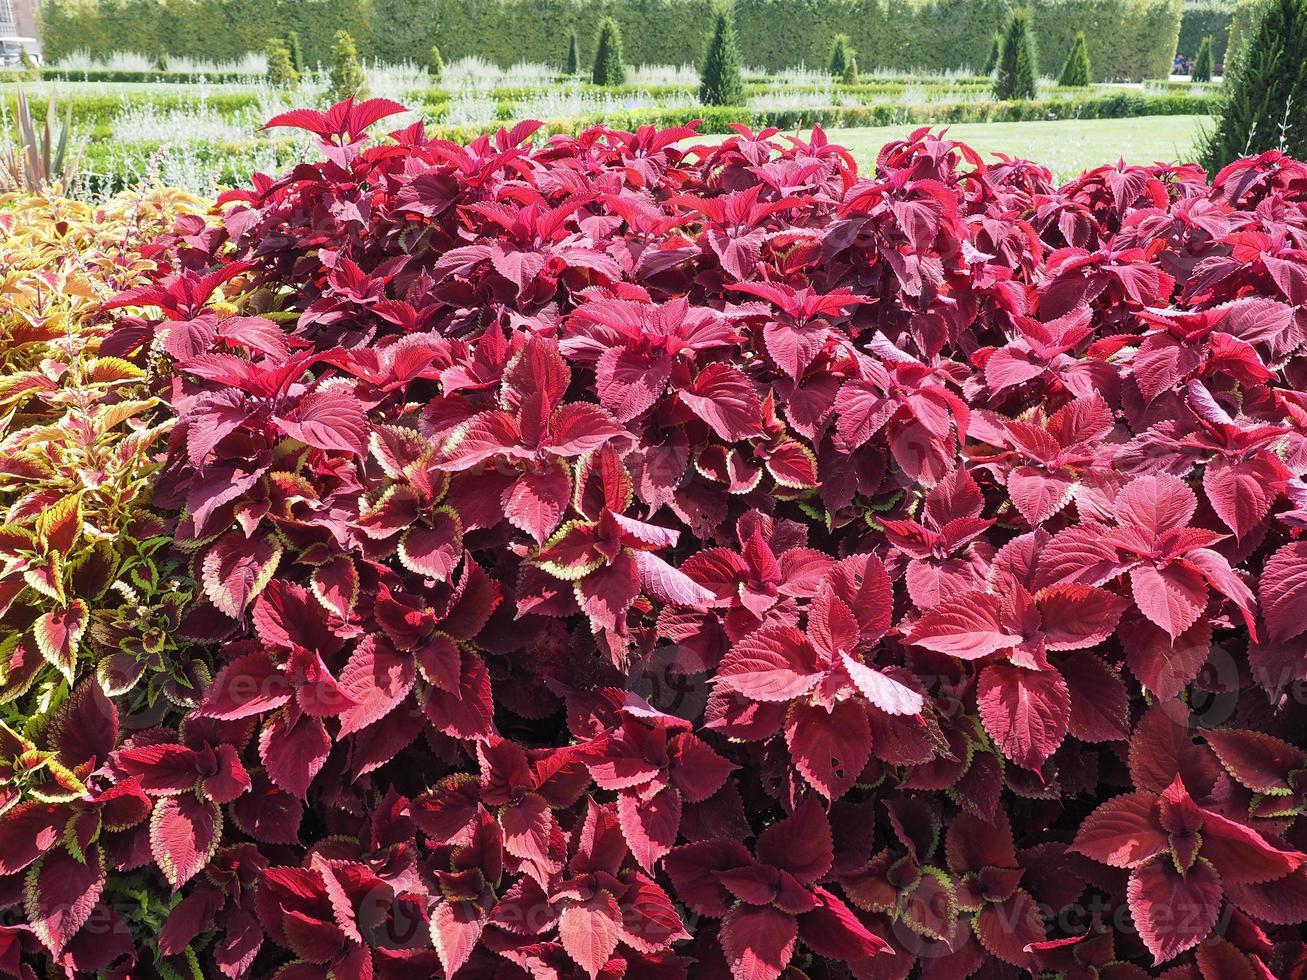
(150, 794), (223, 889)
(25, 847), (105, 955)
(1260, 541), (1307, 643)
(1127, 857), (1223, 965)
(715, 626), (818, 702)
(785, 699), (871, 801)
(310, 555), (359, 619)
(259, 710), (331, 799)
(908, 591), (1021, 659)
(335, 636), (416, 736)
(720, 904), (798, 980)
(397, 509), (463, 582)
(32, 599), (88, 683)
(617, 785), (682, 871)
(679, 362), (764, 441)
(202, 533), (282, 620)
(976, 663), (1071, 770)
(273, 388), (369, 455)
(504, 461), (573, 544)
(1072, 791), (1169, 868)
(1204, 728), (1307, 794)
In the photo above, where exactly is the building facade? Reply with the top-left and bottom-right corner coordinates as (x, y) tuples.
(0, 0), (41, 62)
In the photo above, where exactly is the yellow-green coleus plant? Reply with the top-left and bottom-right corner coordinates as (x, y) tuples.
(0, 188), (211, 727)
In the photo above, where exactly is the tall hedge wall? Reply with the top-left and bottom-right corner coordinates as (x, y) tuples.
(39, 0), (1182, 81)
(1177, 0), (1233, 61)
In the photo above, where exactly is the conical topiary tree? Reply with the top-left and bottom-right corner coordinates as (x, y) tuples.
(430, 45), (445, 77)
(699, 4), (746, 106)
(1192, 34), (1214, 82)
(994, 8), (1038, 100)
(592, 17), (626, 86)
(565, 32), (581, 75)
(285, 30), (303, 73)
(842, 52), (859, 84)
(1059, 31), (1091, 86)
(1201, 0), (1307, 171)
(982, 31), (1001, 74)
(328, 29), (367, 101)
(828, 33), (852, 78)
(266, 38), (300, 90)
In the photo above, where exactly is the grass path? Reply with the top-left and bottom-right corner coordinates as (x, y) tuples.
(700, 114), (1209, 180)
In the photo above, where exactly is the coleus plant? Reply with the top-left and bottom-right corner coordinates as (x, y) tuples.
(4, 102), (1307, 977)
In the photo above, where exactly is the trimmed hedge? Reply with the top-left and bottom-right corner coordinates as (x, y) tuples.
(37, 67), (262, 83)
(1178, 0), (1234, 61)
(41, 0), (1182, 81)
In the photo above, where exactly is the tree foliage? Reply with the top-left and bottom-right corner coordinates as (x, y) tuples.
(1059, 30), (1091, 86)
(591, 16), (626, 86)
(1192, 33), (1215, 81)
(565, 31), (581, 74)
(265, 38), (300, 89)
(994, 7), (1039, 99)
(1201, 0), (1307, 170)
(699, 4), (746, 106)
(327, 29), (367, 102)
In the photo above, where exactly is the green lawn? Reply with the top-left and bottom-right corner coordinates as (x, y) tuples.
(702, 114), (1209, 180)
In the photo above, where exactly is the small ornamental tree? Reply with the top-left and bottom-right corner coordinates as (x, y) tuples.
(265, 38), (300, 90)
(285, 29), (303, 73)
(1201, 0), (1307, 170)
(842, 52), (859, 84)
(828, 32), (852, 77)
(565, 31), (581, 75)
(699, 4), (746, 106)
(982, 30), (1002, 74)
(994, 7), (1039, 100)
(1192, 33), (1215, 81)
(328, 29), (367, 102)
(1059, 31), (1091, 86)
(430, 44), (445, 77)
(592, 16), (626, 86)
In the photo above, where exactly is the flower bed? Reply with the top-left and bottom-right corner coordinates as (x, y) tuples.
(4, 101), (1307, 978)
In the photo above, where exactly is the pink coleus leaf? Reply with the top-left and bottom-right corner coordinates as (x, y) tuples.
(32, 598), (88, 684)
(273, 388), (369, 455)
(617, 785), (682, 872)
(503, 461), (572, 544)
(201, 533), (282, 620)
(150, 794), (223, 890)
(976, 663), (1070, 770)
(908, 591), (1022, 659)
(558, 890), (623, 979)
(1204, 454), (1283, 540)
(679, 362), (764, 441)
(1129, 562), (1206, 640)
(500, 792), (555, 865)
(397, 509), (463, 582)
(1260, 541), (1307, 643)
(715, 626), (819, 702)
(840, 655), (924, 715)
